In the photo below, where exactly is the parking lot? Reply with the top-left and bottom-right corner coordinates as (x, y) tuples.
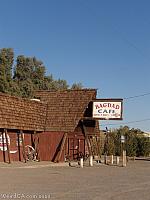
(0, 159), (149, 200)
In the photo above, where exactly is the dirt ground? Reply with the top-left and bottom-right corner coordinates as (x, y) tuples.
(0, 159), (149, 200)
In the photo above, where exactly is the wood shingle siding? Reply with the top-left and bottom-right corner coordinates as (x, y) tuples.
(35, 89), (97, 132)
(0, 93), (46, 131)
(0, 89), (98, 133)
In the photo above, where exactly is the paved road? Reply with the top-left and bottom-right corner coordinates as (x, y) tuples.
(0, 160), (149, 200)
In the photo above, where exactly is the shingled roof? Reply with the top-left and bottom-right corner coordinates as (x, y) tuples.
(0, 93), (46, 131)
(35, 89), (97, 132)
(0, 89), (98, 133)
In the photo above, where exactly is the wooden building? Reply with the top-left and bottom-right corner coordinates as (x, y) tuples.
(0, 89), (99, 163)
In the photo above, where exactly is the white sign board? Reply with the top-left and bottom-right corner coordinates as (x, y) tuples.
(92, 99), (123, 120)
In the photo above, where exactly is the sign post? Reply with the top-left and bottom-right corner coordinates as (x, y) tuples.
(92, 99), (123, 166)
(121, 135), (126, 167)
(104, 127), (109, 164)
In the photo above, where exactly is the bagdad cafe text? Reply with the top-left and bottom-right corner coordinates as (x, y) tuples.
(92, 99), (123, 120)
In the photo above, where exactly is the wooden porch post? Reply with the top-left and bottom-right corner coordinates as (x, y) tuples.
(68, 138), (70, 157)
(81, 120), (92, 156)
(20, 130), (27, 163)
(17, 132), (21, 161)
(4, 129), (11, 164)
(34, 131), (40, 161)
(1, 131), (6, 162)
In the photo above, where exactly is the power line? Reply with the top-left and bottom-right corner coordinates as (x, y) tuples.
(101, 118), (150, 127)
(81, 1), (150, 102)
(124, 92), (150, 100)
(80, 0), (150, 62)
(97, 88), (150, 101)
(98, 93), (150, 130)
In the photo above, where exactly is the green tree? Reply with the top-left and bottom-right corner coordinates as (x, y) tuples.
(136, 136), (150, 157)
(13, 55), (33, 81)
(31, 57), (46, 90)
(42, 75), (55, 90)
(111, 126), (150, 157)
(125, 130), (137, 157)
(0, 48), (14, 93)
(54, 79), (69, 90)
(113, 126), (130, 156)
(13, 56), (47, 97)
(0, 48), (85, 98)
(71, 82), (83, 89)
(107, 132), (115, 155)
(13, 55), (34, 97)
(110, 130), (121, 156)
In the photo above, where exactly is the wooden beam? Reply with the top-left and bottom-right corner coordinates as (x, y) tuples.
(17, 132), (21, 161)
(34, 131), (40, 161)
(81, 120), (92, 156)
(1, 131), (6, 162)
(58, 132), (67, 162)
(4, 129), (11, 164)
(20, 130), (27, 163)
(54, 132), (68, 163)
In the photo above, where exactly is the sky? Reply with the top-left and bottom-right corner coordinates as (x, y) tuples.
(0, 0), (150, 132)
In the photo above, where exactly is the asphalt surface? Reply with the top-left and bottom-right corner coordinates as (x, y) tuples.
(0, 159), (149, 200)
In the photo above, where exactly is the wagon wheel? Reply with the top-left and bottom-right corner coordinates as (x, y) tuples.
(24, 145), (36, 161)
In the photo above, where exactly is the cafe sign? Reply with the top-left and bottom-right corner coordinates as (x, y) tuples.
(92, 99), (123, 120)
